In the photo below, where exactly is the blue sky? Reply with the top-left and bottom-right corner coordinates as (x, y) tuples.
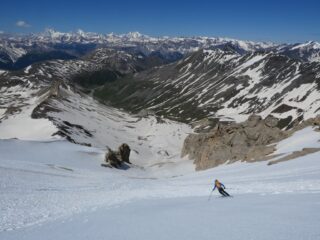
(0, 0), (319, 43)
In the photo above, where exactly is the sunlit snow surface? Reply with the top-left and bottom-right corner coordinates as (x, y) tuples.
(0, 126), (320, 239)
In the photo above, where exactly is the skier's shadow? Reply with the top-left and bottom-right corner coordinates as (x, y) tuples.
(117, 163), (131, 170)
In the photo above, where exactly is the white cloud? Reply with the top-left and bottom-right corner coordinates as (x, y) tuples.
(0, 31), (4, 34)
(16, 20), (31, 28)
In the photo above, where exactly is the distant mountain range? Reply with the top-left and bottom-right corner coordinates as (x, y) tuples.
(1, 29), (319, 70)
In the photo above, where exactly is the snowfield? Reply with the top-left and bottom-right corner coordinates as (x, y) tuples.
(1, 125), (320, 239)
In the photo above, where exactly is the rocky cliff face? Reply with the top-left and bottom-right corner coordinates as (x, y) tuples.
(181, 115), (290, 170)
(182, 114), (320, 170)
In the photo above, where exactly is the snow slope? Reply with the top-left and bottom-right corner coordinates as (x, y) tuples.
(0, 96), (58, 140)
(0, 86), (192, 172)
(1, 127), (320, 239)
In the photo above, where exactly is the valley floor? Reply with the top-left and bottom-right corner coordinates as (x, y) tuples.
(1, 128), (320, 239)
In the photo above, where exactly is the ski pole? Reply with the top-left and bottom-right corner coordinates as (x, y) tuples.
(208, 189), (214, 201)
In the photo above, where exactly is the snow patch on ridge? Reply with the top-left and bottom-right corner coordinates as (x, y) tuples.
(0, 96), (58, 141)
(274, 127), (320, 155)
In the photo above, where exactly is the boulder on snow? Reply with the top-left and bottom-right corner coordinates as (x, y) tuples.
(103, 143), (131, 168)
(104, 148), (122, 168)
(118, 143), (131, 164)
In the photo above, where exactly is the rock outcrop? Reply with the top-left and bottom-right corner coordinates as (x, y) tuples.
(181, 115), (289, 170)
(103, 143), (131, 168)
(104, 148), (122, 168)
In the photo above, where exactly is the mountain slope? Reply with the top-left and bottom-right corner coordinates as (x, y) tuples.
(0, 55), (191, 167)
(278, 41), (320, 62)
(95, 48), (320, 128)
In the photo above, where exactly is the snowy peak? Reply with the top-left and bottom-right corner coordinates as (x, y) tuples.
(123, 31), (146, 40)
(43, 28), (66, 39)
(278, 41), (320, 63)
(40, 28), (103, 42)
(76, 29), (87, 38)
(291, 41), (320, 50)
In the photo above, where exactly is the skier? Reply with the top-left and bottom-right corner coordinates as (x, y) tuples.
(213, 179), (230, 197)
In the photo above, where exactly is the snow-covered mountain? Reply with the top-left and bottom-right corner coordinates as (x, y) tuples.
(0, 32), (319, 145)
(1, 42), (320, 145)
(278, 41), (320, 62)
(0, 29), (277, 70)
(95, 48), (320, 128)
(96, 49), (320, 126)
(30, 29), (277, 52)
(1, 29), (320, 72)
(0, 51), (191, 151)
